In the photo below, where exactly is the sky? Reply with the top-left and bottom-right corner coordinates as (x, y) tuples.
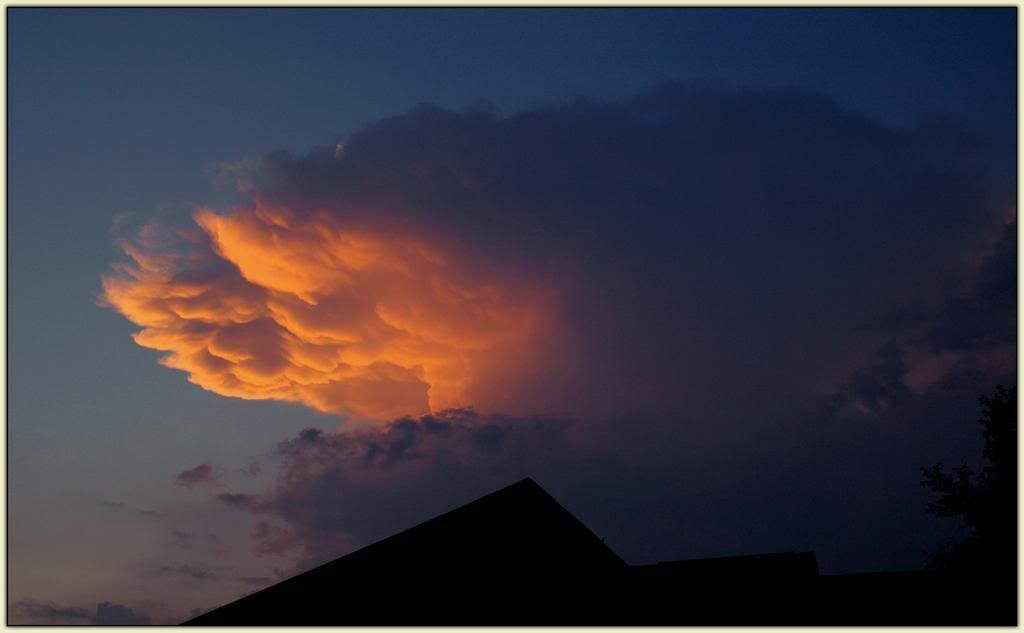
(7, 7), (1017, 625)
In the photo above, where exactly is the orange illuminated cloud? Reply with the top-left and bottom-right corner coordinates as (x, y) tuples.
(102, 205), (551, 421)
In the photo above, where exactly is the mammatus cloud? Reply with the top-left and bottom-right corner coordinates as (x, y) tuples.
(103, 208), (551, 421)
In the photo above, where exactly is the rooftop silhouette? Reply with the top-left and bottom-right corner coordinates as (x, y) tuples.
(185, 477), (1015, 625)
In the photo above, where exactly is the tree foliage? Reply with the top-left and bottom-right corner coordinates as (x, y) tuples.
(921, 385), (1016, 577)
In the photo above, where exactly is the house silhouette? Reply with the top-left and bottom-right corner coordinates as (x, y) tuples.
(185, 478), (1014, 625)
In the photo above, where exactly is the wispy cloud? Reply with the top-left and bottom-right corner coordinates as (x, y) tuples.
(97, 498), (162, 518)
(9, 600), (92, 624)
(217, 492), (259, 510)
(153, 564), (218, 582)
(236, 576), (275, 588)
(10, 599), (152, 625)
(169, 529), (231, 558)
(175, 463), (225, 490)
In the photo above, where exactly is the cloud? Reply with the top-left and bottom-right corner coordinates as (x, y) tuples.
(773, 222), (1015, 570)
(217, 492), (259, 509)
(103, 207), (552, 422)
(10, 599), (152, 626)
(95, 601), (152, 625)
(114, 83), (1013, 574)
(170, 529), (195, 549)
(9, 599), (92, 624)
(928, 221), (1016, 352)
(852, 216), (1017, 400)
(153, 564), (218, 582)
(175, 463), (225, 490)
(211, 360), (1015, 577)
(236, 576), (275, 587)
(105, 84), (1010, 427)
(97, 498), (163, 518)
(210, 409), (574, 571)
(821, 343), (913, 417)
(170, 530), (231, 558)
(805, 210), (1014, 434)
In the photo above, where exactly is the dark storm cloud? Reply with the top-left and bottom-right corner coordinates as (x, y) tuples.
(273, 408), (559, 469)
(186, 84), (1011, 575)
(819, 343), (914, 418)
(223, 83), (1009, 423)
(925, 219), (1016, 353)
(210, 381), (1006, 575)
(783, 222), (1015, 568)
(213, 410), (574, 572)
(844, 216), (1016, 402)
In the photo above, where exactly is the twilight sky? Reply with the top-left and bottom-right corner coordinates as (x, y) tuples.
(8, 7), (1017, 624)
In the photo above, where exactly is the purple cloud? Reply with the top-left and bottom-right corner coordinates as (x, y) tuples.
(175, 463), (225, 490)
(196, 410), (574, 573)
(217, 492), (259, 510)
(153, 564), (218, 582)
(10, 599), (152, 625)
(95, 601), (152, 625)
(236, 576), (275, 588)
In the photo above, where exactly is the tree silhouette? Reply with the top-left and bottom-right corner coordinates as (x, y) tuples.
(921, 385), (1016, 583)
